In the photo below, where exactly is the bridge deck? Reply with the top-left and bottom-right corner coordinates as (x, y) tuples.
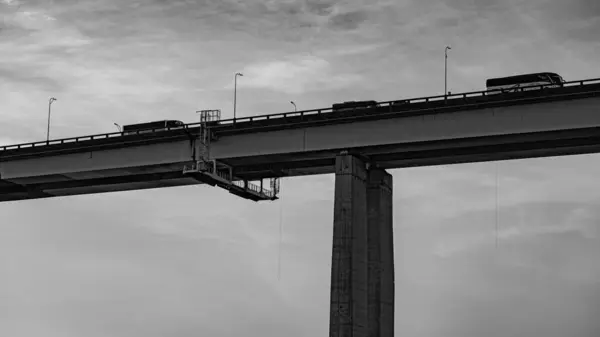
(1, 78), (599, 160)
(2, 78), (600, 202)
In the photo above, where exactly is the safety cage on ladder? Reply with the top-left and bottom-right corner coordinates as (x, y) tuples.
(194, 109), (221, 157)
(197, 109), (221, 123)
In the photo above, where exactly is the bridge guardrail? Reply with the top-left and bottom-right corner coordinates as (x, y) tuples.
(186, 78), (600, 127)
(210, 87), (600, 135)
(2, 78), (600, 152)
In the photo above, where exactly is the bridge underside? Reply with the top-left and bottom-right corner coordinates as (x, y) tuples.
(2, 127), (600, 202)
(0, 170), (199, 202)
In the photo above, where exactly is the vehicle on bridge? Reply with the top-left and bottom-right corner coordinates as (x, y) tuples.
(122, 120), (185, 135)
(332, 100), (379, 111)
(486, 72), (564, 94)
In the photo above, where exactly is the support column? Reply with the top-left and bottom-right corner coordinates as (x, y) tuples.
(367, 168), (394, 337)
(330, 154), (369, 337)
(329, 155), (395, 337)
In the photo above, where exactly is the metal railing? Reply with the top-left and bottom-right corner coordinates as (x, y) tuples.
(183, 161), (276, 198)
(216, 169), (230, 181)
(2, 77), (600, 152)
(197, 78), (600, 127)
(190, 78), (600, 127)
(0, 126), (190, 151)
(232, 180), (276, 199)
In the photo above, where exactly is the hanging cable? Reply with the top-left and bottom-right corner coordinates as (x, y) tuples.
(277, 180), (283, 281)
(495, 161), (499, 248)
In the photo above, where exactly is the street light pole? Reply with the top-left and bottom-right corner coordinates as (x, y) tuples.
(47, 97), (57, 141)
(445, 46), (451, 97)
(114, 123), (121, 132)
(234, 72), (243, 119)
(290, 101), (296, 112)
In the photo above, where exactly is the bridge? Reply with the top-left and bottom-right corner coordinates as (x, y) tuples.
(2, 78), (600, 336)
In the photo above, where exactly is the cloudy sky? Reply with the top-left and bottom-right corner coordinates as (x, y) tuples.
(1, 0), (600, 336)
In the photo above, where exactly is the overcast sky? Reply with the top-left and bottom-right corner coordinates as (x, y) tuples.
(1, 0), (600, 336)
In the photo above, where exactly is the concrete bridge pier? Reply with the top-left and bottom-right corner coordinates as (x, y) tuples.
(329, 154), (395, 337)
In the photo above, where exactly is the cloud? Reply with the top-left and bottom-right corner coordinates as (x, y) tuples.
(305, 0), (336, 16)
(1, 1), (57, 33)
(2, 0), (600, 336)
(0, 194), (311, 337)
(319, 43), (388, 56)
(328, 9), (369, 30)
(0, 135), (31, 147)
(432, 212), (596, 260)
(0, 64), (62, 91)
(232, 54), (362, 94)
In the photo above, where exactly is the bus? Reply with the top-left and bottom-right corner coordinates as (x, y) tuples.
(332, 100), (378, 111)
(486, 72), (564, 94)
(122, 120), (185, 135)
